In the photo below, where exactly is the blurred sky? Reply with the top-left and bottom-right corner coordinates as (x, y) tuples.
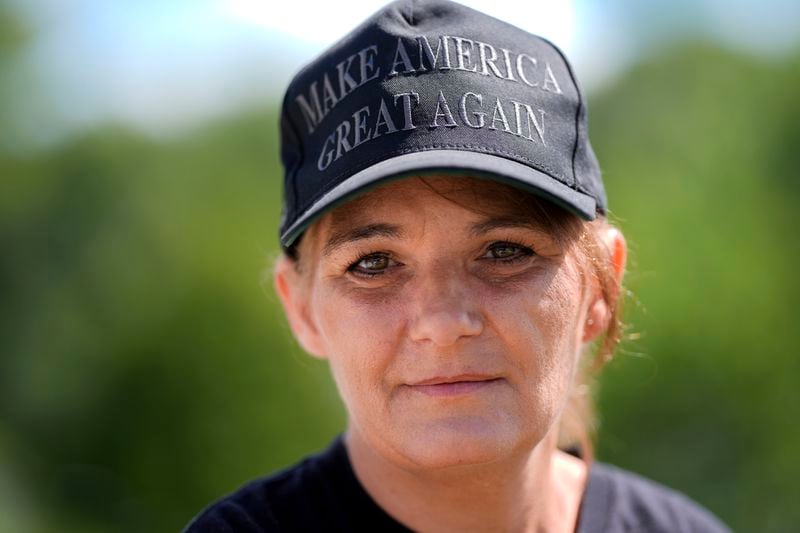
(5, 0), (800, 149)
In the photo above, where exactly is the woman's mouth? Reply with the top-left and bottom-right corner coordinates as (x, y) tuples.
(407, 375), (504, 397)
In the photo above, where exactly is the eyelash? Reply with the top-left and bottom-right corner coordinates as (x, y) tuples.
(346, 252), (397, 278)
(345, 241), (535, 279)
(484, 239), (535, 264)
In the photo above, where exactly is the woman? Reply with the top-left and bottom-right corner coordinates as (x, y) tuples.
(186, 0), (730, 531)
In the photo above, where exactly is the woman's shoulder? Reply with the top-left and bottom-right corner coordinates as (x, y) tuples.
(181, 459), (309, 532)
(182, 439), (341, 532)
(578, 461), (731, 533)
(182, 436), (405, 532)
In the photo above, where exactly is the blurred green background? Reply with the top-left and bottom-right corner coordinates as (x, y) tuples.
(1, 1), (798, 531)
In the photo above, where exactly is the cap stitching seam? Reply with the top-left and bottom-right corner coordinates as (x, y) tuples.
(282, 108), (305, 219)
(538, 35), (582, 191)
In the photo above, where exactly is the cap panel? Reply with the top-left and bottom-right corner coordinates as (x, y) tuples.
(278, 0), (606, 247)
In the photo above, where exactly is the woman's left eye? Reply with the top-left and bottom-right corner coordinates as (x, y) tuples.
(347, 253), (398, 278)
(483, 242), (534, 262)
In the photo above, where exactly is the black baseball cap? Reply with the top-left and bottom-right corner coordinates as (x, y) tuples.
(278, 0), (607, 249)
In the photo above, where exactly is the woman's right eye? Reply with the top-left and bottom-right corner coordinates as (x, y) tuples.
(347, 253), (396, 277)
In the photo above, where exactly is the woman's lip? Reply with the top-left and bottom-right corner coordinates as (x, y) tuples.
(411, 374), (500, 386)
(408, 377), (504, 397)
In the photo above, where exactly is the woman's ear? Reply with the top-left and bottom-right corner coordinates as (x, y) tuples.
(582, 226), (627, 343)
(273, 255), (328, 359)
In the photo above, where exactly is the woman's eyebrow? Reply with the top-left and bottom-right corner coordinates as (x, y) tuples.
(322, 223), (403, 256)
(469, 216), (547, 236)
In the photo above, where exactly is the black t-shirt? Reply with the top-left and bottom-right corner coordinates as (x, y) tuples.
(184, 436), (730, 532)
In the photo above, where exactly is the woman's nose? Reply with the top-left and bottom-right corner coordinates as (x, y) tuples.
(408, 269), (484, 347)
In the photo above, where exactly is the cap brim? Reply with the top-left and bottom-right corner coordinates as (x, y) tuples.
(280, 149), (598, 248)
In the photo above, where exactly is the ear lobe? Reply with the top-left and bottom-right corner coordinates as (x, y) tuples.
(581, 226), (628, 343)
(582, 297), (609, 343)
(273, 255), (328, 359)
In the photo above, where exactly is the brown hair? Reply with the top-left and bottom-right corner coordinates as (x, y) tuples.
(281, 176), (627, 464)
(559, 217), (626, 464)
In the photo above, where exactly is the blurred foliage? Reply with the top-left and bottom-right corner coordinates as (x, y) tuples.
(0, 2), (28, 51)
(0, 2), (28, 139)
(0, 113), (347, 532)
(0, 10), (798, 532)
(591, 43), (800, 532)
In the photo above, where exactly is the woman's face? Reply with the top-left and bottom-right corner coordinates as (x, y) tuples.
(278, 176), (599, 470)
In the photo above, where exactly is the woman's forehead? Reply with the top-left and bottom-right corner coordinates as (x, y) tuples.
(325, 175), (544, 228)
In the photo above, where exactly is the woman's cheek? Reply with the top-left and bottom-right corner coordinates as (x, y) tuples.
(314, 283), (403, 389)
(527, 266), (586, 394)
(485, 264), (581, 380)
(321, 284), (404, 344)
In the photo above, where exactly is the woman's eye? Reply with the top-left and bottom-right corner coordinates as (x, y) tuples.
(484, 242), (534, 262)
(348, 253), (395, 277)
(490, 245), (518, 258)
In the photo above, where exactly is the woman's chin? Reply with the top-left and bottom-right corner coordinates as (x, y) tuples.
(390, 417), (535, 470)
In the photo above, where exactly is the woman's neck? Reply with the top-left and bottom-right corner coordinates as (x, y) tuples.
(345, 427), (588, 532)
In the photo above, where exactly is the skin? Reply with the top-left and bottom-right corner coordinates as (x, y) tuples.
(274, 175), (627, 532)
